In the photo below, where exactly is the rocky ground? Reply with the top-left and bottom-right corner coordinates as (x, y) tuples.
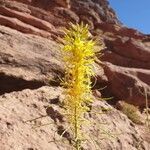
(0, 0), (150, 150)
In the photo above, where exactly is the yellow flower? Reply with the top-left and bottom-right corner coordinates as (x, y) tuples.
(61, 23), (98, 149)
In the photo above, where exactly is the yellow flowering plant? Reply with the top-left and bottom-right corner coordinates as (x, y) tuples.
(61, 23), (98, 149)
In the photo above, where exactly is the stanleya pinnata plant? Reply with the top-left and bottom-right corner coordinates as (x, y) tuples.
(61, 23), (101, 149)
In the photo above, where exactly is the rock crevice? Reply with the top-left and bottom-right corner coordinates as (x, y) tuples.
(0, 72), (45, 95)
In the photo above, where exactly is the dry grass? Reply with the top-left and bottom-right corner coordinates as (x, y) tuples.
(117, 101), (142, 124)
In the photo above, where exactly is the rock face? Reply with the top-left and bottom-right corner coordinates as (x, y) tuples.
(0, 0), (119, 37)
(0, 86), (149, 150)
(0, 0), (150, 149)
(0, 25), (63, 94)
(100, 26), (150, 107)
(0, 0), (149, 107)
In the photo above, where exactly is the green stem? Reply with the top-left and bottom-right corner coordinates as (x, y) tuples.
(74, 103), (80, 150)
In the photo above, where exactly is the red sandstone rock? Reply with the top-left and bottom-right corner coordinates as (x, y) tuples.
(0, 0), (149, 108)
(102, 62), (150, 107)
(0, 0), (150, 149)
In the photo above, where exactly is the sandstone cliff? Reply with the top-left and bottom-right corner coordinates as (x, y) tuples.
(0, 0), (150, 150)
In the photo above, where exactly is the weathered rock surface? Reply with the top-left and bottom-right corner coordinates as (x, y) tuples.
(100, 30), (150, 107)
(0, 86), (149, 150)
(0, 0), (150, 149)
(0, 0), (119, 38)
(100, 62), (150, 107)
(0, 0), (149, 106)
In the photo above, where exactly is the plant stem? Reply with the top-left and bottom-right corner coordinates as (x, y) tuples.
(144, 88), (150, 130)
(74, 103), (80, 150)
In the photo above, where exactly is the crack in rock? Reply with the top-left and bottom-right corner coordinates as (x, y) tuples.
(0, 72), (46, 95)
